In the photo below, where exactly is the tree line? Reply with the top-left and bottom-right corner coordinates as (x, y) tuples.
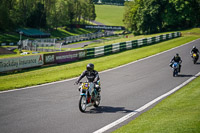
(0, 0), (96, 31)
(123, 0), (200, 35)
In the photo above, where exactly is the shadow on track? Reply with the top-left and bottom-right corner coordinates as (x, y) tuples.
(177, 74), (194, 77)
(87, 106), (134, 114)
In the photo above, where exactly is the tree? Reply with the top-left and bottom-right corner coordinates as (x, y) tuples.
(163, 0), (200, 30)
(86, 0), (96, 21)
(0, 0), (97, 31)
(27, 2), (47, 28)
(0, 1), (10, 31)
(124, 0), (200, 35)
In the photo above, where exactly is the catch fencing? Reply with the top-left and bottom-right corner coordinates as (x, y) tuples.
(0, 32), (181, 73)
(62, 31), (114, 44)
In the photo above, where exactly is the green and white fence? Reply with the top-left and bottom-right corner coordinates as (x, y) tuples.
(85, 32), (181, 58)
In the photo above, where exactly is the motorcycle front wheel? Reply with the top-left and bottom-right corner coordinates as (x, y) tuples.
(193, 59), (197, 64)
(173, 69), (178, 77)
(79, 95), (87, 112)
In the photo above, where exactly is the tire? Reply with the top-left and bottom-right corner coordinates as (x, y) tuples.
(194, 58), (197, 64)
(173, 69), (177, 77)
(94, 95), (101, 108)
(79, 95), (87, 112)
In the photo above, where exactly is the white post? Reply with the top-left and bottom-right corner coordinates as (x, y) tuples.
(19, 31), (23, 51)
(60, 43), (62, 51)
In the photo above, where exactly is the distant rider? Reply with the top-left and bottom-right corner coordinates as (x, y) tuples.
(170, 53), (182, 72)
(75, 63), (101, 99)
(190, 46), (199, 56)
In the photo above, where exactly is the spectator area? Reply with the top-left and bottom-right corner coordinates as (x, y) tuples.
(17, 29), (51, 38)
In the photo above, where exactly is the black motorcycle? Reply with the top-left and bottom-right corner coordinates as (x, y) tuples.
(191, 53), (199, 64)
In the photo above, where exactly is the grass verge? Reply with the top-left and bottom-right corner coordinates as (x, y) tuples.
(113, 75), (200, 133)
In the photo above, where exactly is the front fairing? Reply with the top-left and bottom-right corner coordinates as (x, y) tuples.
(79, 82), (90, 96)
(172, 62), (179, 69)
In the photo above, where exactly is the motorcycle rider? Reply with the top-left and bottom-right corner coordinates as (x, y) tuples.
(169, 53), (182, 72)
(75, 63), (101, 99)
(190, 46), (199, 57)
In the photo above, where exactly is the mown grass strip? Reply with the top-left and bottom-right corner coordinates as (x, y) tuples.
(95, 5), (125, 26)
(113, 75), (200, 133)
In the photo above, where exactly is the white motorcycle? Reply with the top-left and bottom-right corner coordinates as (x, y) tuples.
(77, 82), (101, 112)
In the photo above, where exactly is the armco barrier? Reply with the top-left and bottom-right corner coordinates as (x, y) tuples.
(126, 41), (132, 49)
(95, 46), (104, 57)
(86, 32), (180, 59)
(143, 38), (147, 46)
(86, 48), (95, 58)
(138, 39), (143, 47)
(132, 40), (138, 48)
(120, 42), (126, 51)
(0, 32), (181, 73)
(112, 43), (120, 53)
(104, 45), (112, 55)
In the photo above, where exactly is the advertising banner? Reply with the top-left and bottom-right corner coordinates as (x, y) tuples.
(44, 53), (56, 64)
(55, 50), (86, 63)
(68, 24), (125, 30)
(0, 55), (43, 72)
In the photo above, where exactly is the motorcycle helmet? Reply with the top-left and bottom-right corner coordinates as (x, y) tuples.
(193, 46), (196, 49)
(176, 53), (179, 56)
(86, 63), (94, 71)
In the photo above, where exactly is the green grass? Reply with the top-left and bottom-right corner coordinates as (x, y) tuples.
(113, 75), (200, 133)
(0, 32), (25, 43)
(95, 5), (125, 26)
(50, 27), (95, 38)
(0, 28), (200, 91)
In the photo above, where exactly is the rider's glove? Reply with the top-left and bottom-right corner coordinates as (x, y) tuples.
(75, 81), (79, 85)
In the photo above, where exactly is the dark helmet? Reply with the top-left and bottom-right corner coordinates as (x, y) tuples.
(87, 63), (94, 71)
(176, 53), (179, 56)
(193, 46), (196, 49)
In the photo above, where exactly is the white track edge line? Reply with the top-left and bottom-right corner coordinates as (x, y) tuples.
(93, 71), (200, 133)
(0, 39), (199, 94)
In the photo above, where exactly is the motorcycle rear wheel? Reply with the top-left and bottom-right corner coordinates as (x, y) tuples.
(194, 59), (197, 64)
(79, 95), (87, 112)
(94, 95), (101, 108)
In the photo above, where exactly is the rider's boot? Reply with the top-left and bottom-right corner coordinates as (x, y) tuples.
(179, 65), (181, 72)
(91, 92), (95, 103)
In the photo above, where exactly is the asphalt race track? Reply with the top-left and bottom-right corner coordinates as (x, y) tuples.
(0, 39), (200, 133)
